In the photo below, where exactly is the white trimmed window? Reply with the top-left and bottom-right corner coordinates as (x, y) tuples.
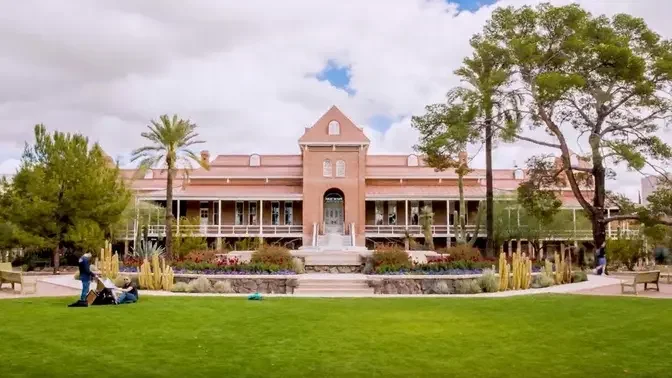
(235, 201), (244, 225)
(336, 160), (345, 177)
(388, 201), (397, 225)
(514, 169), (525, 180)
(250, 154), (260, 166)
(284, 201), (293, 225)
(410, 201), (420, 225)
(407, 155), (419, 166)
(323, 159), (332, 177)
(248, 201), (257, 225)
(328, 120), (340, 135)
(375, 201), (384, 225)
(271, 201), (280, 225)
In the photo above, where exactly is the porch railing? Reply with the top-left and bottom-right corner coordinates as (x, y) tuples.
(135, 224), (303, 237)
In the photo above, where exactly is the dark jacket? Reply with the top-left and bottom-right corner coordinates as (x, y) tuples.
(78, 256), (93, 281)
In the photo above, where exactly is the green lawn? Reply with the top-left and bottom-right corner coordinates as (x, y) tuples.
(0, 295), (670, 378)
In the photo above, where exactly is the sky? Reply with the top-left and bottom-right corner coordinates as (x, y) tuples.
(0, 0), (670, 200)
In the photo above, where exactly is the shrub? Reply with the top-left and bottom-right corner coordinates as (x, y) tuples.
(184, 250), (217, 264)
(653, 247), (670, 265)
(531, 273), (555, 288)
(360, 255), (374, 274)
(442, 245), (482, 261)
(372, 244), (410, 269)
(171, 282), (189, 292)
(251, 246), (292, 269)
(213, 280), (233, 293)
(187, 276), (213, 293)
(478, 269), (498, 293)
(571, 271), (588, 283)
(292, 257), (305, 274)
(607, 238), (646, 271)
(455, 279), (482, 294)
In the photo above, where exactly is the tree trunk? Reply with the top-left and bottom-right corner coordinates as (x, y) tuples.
(52, 246), (60, 274)
(165, 164), (174, 260)
(485, 119), (495, 257)
(458, 171), (466, 244)
(590, 134), (607, 250)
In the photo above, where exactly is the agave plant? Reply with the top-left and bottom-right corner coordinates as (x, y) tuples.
(132, 240), (165, 259)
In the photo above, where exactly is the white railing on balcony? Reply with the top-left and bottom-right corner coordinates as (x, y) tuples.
(364, 225), (449, 235)
(136, 224), (302, 237)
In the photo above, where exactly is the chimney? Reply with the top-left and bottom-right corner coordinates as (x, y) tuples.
(200, 150), (210, 165)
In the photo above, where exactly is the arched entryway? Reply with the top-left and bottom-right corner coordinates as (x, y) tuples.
(323, 188), (344, 233)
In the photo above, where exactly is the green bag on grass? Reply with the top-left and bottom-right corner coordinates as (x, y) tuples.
(248, 292), (262, 300)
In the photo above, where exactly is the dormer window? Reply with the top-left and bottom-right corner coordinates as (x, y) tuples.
(144, 169), (153, 179)
(514, 168), (525, 180)
(328, 120), (340, 135)
(250, 154), (260, 166)
(407, 154), (419, 167)
(323, 159), (333, 177)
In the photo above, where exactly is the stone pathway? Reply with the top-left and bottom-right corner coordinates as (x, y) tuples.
(0, 275), (79, 299)
(21, 272), (641, 298)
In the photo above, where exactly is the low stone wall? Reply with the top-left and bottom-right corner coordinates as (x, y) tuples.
(173, 274), (298, 294)
(305, 265), (362, 273)
(367, 275), (482, 295)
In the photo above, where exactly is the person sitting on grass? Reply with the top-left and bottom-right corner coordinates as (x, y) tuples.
(116, 277), (139, 304)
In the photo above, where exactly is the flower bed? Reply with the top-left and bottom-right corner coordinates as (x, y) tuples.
(372, 254), (544, 275)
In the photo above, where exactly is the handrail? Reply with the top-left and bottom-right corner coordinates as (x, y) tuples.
(350, 222), (356, 247)
(312, 222), (317, 247)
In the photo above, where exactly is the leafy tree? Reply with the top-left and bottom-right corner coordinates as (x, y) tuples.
(131, 115), (208, 259)
(479, 3), (672, 247)
(412, 37), (519, 256)
(0, 125), (131, 272)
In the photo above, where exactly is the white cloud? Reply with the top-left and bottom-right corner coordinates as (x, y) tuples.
(0, 0), (671, 200)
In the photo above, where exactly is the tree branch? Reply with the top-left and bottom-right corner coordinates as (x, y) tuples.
(604, 214), (672, 226)
(491, 123), (562, 149)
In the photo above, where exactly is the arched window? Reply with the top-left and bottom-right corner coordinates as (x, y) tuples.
(336, 160), (345, 177)
(514, 169), (525, 180)
(249, 154), (260, 166)
(328, 120), (340, 135)
(323, 159), (332, 177)
(407, 154), (419, 167)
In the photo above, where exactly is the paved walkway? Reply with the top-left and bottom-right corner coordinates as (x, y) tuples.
(2, 273), (670, 299)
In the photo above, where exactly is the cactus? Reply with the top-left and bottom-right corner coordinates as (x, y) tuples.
(139, 258), (154, 289)
(553, 252), (571, 284)
(162, 265), (175, 291)
(510, 252), (533, 290)
(498, 252), (509, 291)
(95, 240), (119, 279)
(544, 259), (553, 278)
(151, 254), (162, 290)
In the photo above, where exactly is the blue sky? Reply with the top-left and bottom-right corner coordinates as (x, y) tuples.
(316, 0), (497, 132)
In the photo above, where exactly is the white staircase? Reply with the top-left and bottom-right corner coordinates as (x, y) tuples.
(317, 233), (352, 249)
(293, 274), (374, 296)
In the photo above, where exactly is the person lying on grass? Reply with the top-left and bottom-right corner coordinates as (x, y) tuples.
(116, 277), (139, 304)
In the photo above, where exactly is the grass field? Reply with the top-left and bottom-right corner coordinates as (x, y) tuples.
(0, 295), (670, 378)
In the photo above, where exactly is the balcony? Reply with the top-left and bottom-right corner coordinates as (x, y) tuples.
(364, 224), (638, 240)
(120, 224), (303, 239)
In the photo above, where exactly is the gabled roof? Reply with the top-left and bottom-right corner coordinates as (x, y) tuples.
(298, 105), (370, 145)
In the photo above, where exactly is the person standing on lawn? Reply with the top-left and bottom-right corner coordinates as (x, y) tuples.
(78, 252), (95, 301)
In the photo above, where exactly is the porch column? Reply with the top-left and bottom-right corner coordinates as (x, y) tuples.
(607, 208), (611, 238)
(176, 199), (180, 234)
(507, 240), (513, 257)
(218, 199), (222, 234)
(527, 240), (532, 258)
(539, 240), (544, 260)
(405, 200), (409, 229)
(260, 200), (264, 239)
(133, 197), (139, 244)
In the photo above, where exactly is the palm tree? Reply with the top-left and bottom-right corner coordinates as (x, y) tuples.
(449, 37), (520, 257)
(131, 115), (208, 258)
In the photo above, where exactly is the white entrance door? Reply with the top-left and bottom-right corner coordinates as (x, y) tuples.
(324, 194), (344, 233)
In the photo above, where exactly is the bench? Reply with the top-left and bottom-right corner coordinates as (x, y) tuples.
(620, 271), (660, 295)
(0, 266), (37, 294)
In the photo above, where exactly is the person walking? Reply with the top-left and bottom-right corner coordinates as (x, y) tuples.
(595, 242), (607, 275)
(77, 253), (95, 301)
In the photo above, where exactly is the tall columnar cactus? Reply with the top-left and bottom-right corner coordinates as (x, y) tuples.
(139, 258), (154, 289)
(498, 252), (509, 291)
(95, 240), (119, 279)
(151, 254), (162, 290)
(162, 265), (175, 291)
(553, 252), (571, 284)
(544, 259), (553, 278)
